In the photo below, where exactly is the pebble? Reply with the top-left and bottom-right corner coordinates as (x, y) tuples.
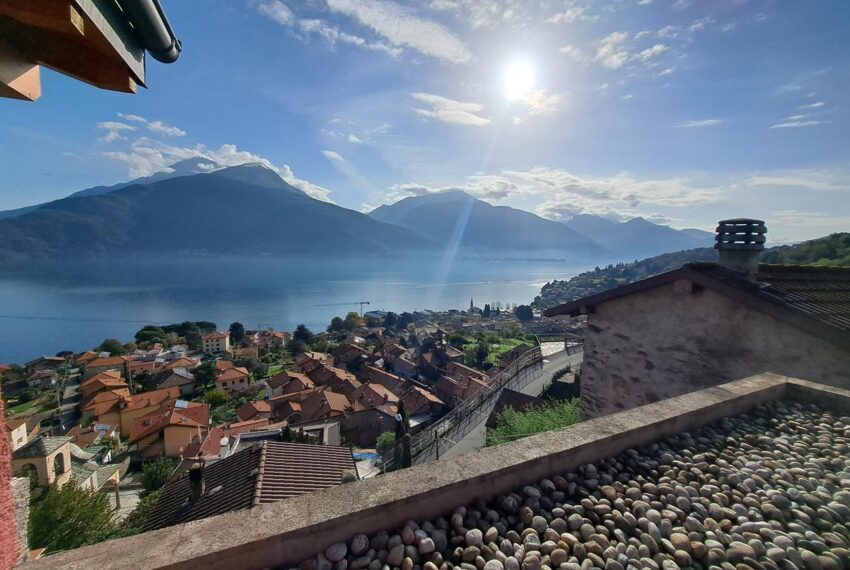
(292, 403), (848, 570)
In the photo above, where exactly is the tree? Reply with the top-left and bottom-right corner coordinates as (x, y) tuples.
(122, 342), (137, 354)
(482, 304), (491, 318)
(384, 312), (398, 329)
(164, 332), (180, 346)
(204, 388), (228, 407)
(134, 326), (167, 346)
(142, 456), (174, 494)
(185, 329), (203, 351)
(293, 324), (314, 345)
(29, 482), (117, 553)
(229, 322), (246, 345)
(122, 489), (161, 532)
(327, 316), (345, 333)
(193, 361), (216, 389)
(343, 311), (361, 331)
(97, 338), (123, 356)
(398, 312), (414, 330)
(375, 431), (396, 454)
(234, 356), (267, 378)
(515, 305), (534, 321)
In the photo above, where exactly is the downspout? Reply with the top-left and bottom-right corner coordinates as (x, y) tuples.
(117, 0), (182, 63)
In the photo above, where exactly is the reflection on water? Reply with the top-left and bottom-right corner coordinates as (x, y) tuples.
(0, 256), (588, 363)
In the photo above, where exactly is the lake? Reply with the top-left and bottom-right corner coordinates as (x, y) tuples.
(0, 256), (588, 364)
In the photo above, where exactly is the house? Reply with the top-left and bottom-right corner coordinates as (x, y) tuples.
(66, 423), (119, 448)
(236, 400), (272, 422)
(215, 367), (252, 394)
(361, 366), (406, 396)
(272, 400), (303, 423)
(128, 360), (157, 378)
(80, 370), (128, 401)
(128, 401), (211, 458)
(340, 408), (397, 447)
(157, 368), (196, 398)
(115, 386), (181, 437)
(202, 331), (231, 354)
(392, 356), (419, 380)
(84, 355), (130, 379)
(74, 351), (99, 367)
(435, 374), (489, 404)
(81, 389), (131, 429)
(382, 343), (408, 366)
(280, 372), (315, 395)
(334, 343), (369, 371)
(25, 370), (57, 389)
(232, 346), (259, 359)
(24, 356), (66, 374)
(293, 352), (330, 374)
(265, 372), (290, 397)
(5, 419), (28, 451)
(215, 360), (235, 373)
(12, 436), (73, 488)
(308, 364), (361, 396)
(349, 383), (399, 413)
(300, 391), (351, 422)
(402, 386), (446, 416)
(143, 441), (356, 531)
(544, 218), (850, 418)
(363, 310), (388, 325)
(161, 357), (199, 371)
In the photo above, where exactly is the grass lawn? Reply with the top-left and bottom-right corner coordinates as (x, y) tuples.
(486, 398), (580, 447)
(267, 364), (284, 377)
(464, 337), (530, 367)
(8, 398), (41, 414)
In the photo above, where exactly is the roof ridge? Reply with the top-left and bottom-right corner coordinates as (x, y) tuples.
(253, 441), (268, 507)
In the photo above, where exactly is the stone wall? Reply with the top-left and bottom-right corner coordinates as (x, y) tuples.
(580, 282), (850, 418)
(0, 386), (21, 570)
(12, 478), (29, 566)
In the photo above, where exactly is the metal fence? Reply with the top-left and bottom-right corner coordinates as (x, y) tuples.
(380, 346), (544, 470)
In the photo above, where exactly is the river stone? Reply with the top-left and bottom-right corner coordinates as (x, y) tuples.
(326, 543), (348, 563)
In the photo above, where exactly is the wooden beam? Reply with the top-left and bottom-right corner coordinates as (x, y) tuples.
(0, 35), (40, 101)
(0, 16), (136, 94)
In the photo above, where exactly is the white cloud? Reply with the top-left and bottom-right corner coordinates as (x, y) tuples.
(326, 0), (473, 63)
(520, 89), (565, 116)
(411, 92), (491, 126)
(621, 94), (634, 100)
(347, 134), (364, 143)
(559, 44), (590, 64)
(114, 113), (185, 137)
(322, 150), (345, 162)
(255, 0), (402, 58)
(256, 0), (294, 25)
(675, 118), (723, 128)
(595, 32), (630, 69)
(797, 101), (825, 109)
(770, 120), (825, 129)
(546, 6), (597, 24)
(659, 67), (676, 76)
(146, 121), (186, 137)
(101, 136), (333, 202)
(96, 121), (136, 143)
(636, 43), (668, 61)
(746, 169), (848, 192)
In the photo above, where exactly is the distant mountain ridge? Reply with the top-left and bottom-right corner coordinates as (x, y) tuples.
(563, 214), (713, 259)
(368, 190), (606, 259)
(0, 163), (430, 262)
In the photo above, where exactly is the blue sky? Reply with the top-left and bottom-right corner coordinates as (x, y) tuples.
(0, 0), (848, 242)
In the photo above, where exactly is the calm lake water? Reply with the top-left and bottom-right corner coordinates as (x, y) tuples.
(0, 256), (588, 364)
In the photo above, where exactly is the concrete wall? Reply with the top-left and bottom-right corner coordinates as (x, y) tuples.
(580, 282), (850, 418)
(24, 373), (848, 570)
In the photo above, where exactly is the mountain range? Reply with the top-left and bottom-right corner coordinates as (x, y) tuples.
(0, 159), (713, 263)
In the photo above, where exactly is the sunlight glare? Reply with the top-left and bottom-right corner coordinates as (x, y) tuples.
(503, 60), (535, 101)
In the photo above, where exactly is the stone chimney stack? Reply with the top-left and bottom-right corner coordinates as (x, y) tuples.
(714, 218), (766, 276)
(188, 461), (205, 502)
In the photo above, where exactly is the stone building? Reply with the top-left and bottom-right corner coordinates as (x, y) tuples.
(545, 219), (850, 418)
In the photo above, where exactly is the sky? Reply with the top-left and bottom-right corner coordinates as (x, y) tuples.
(0, 0), (848, 242)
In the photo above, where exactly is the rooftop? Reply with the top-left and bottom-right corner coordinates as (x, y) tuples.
(25, 373), (849, 570)
(545, 263), (850, 348)
(12, 436), (69, 459)
(143, 440), (356, 531)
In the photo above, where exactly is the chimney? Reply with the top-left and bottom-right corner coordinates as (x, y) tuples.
(188, 461), (205, 501)
(714, 218), (766, 276)
(219, 436), (229, 458)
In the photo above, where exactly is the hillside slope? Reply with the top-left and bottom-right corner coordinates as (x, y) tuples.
(369, 190), (607, 258)
(0, 164), (429, 262)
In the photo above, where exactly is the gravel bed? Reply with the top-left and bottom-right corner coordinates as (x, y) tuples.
(294, 401), (850, 570)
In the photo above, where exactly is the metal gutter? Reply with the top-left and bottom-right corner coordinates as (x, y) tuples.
(117, 0), (181, 63)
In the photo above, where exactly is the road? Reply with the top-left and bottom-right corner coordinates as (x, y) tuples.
(441, 349), (582, 459)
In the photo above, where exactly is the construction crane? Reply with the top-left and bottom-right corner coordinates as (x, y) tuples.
(314, 301), (371, 316)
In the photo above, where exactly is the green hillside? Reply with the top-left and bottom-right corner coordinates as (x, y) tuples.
(761, 233), (850, 267)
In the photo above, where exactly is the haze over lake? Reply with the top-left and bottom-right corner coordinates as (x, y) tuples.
(0, 256), (588, 364)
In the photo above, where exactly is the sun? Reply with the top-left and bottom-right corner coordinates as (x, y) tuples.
(503, 60), (535, 101)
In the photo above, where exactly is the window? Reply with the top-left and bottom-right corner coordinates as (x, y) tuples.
(53, 453), (66, 476)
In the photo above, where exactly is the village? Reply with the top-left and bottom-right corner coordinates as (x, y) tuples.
(0, 302), (584, 538)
